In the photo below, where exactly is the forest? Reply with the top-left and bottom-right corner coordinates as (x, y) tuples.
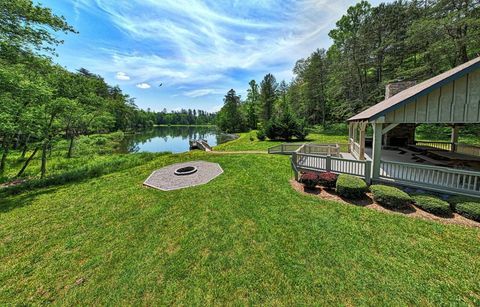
(0, 1), (216, 179)
(217, 0), (480, 137)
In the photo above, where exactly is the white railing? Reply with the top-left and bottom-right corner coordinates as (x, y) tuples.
(297, 144), (340, 157)
(414, 141), (452, 151)
(292, 152), (371, 183)
(379, 160), (480, 196)
(267, 143), (304, 154)
(456, 143), (480, 157)
(268, 143), (340, 156)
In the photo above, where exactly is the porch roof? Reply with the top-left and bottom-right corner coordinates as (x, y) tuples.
(348, 56), (480, 123)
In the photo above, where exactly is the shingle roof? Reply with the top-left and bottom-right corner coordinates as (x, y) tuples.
(348, 56), (480, 122)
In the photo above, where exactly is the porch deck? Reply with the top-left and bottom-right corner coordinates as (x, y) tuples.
(272, 143), (480, 198)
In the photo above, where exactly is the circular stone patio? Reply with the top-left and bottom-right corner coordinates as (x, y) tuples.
(143, 161), (223, 191)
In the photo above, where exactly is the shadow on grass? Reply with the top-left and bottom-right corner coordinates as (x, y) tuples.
(0, 188), (58, 213)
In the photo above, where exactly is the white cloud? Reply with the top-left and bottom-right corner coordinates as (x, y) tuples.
(183, 89), (223, 98)
(115, 71), (131, 80)
(64, 0), (377, 110)
(136, 82), (151, 89)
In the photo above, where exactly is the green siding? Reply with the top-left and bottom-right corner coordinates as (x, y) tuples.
(383, 70), (480, 124)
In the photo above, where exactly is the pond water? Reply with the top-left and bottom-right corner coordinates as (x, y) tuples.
(119, 126), (235, 153)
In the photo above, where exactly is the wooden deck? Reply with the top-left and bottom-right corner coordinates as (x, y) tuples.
(270, 143), (480, 197)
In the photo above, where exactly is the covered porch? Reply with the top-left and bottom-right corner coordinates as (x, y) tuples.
(292, 57), (480, 197)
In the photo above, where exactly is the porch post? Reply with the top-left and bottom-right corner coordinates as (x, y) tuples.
(359, 122), (366, 161)
(348, 122), (353, 153)
(451, 124), (459, 152)
(371, 121), (383, 180)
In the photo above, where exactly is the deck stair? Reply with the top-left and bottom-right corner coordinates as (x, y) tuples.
(189, 139), (212, 152)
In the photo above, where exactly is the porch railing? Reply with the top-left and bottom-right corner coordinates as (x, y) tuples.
(379, 160), (480, 196)
(297, 144), (340, 157)
(267, 143), (304, 154)
(414, 141), (480, 158)
(292, 152), (371, 183)
(414, 141), (452, 151)
(268, 143), (340, 156)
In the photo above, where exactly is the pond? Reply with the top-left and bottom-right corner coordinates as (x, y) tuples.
(119, 126), (236, 153)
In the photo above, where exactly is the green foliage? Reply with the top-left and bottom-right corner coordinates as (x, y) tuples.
(0, 153), (156, 196)
(0, 0), (76, 56)
(447, 195), (480, 208)
(259, 73), (278, 122)
(216, 89), (246, 133)
(455, 202), (480, 222)
(256, 130), (266, 141)
(336, 174), (368, 199)
(370, 185), (412, 209)
(412, 194), (451, 216)
(263, 111), (308, 141)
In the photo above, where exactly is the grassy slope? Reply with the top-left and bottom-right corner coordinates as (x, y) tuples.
(1, 152), (479, 305)
(215, 131), (348, 152)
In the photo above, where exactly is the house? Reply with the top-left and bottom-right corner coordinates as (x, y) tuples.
(278, 56), (480, 197)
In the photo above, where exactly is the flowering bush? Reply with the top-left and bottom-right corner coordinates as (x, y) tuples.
(318, 172), (338, 189)
(300, 172), (319, 189)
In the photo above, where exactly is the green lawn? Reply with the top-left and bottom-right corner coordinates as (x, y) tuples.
(214, 131), (348, 152)
(1, 151), (479, 305)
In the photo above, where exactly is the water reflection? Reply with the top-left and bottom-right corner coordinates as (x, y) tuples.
(120, 126), (235, 153)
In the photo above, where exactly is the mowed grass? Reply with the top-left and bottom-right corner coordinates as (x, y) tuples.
(214, 131), (348, 152)
(1, 152), (479, 305)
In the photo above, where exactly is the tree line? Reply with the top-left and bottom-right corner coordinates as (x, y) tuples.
(0, 1), (215, 179)
(217, 0), (480, 136)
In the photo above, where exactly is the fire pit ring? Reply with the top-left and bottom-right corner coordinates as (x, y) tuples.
(174, 166), (198, 176)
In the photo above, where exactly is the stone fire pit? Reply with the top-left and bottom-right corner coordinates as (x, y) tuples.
(143, 161), (223, 191)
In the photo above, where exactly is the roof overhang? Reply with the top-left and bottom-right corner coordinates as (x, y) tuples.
(347, 57), (480, 122)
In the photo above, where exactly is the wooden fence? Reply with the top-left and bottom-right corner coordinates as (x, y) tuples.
(379, 160), (480, 196)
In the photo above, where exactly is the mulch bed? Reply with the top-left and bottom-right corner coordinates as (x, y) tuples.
(290, 179), (480, 228)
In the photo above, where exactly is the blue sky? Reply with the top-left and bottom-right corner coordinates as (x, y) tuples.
(43, 0), (386, 112)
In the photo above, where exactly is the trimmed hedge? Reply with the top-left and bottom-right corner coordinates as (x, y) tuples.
(412, 194), (451, 216)
(336, 174), (367, 199)
(370, 185), (412, 209)
(455, 202), (480, 222)
(447, 195), (479, 207)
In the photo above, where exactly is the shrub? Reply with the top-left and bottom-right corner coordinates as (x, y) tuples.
(336, 174), (368, 199)
(455, 202), (480, 222)
(447, 195), (479, 208)
(256, 130), (266, 141)
(264, 111), (308, 141)
(370, 185), (412, 209)
(412, 194), (451, 216)
(318, 172), (337, 189)
(300, 172), (319, 189)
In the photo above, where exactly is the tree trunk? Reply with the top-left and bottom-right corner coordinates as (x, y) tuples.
(13, 131), (21, 150)
(16, 146), (39, 178)
(41, 141), (48, 179)
(0, 137), (10, 173)
(67, 135), (75, 158)
(20, 135), (30, 159)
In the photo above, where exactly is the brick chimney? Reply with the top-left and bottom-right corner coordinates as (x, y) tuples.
(383, 81), (417, 148)
(385, 81), (417, 99)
